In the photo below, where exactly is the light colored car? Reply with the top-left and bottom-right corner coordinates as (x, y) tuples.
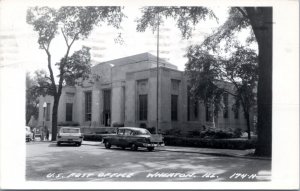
(57, 127), (83, 146)
(26, 126), (33, 142)
(102, 127), (164, 151)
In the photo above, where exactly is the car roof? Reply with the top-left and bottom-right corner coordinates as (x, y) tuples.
(118, 127), (148, 131)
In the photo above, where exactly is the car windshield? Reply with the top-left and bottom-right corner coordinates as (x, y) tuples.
(61, 128), (80, 133)
(136, 129), (151, 135)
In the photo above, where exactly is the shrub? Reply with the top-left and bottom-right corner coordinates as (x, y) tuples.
(83, 134), (103, 142)
(57, 122), (79, 126)
(233, 128), (243, 138)
(200, 128), (234, 139)
(187, 130), (200, 137)
(139, 123), (147, 129)
(112, 122), (124, 127)
(165, 128), (182, 136)
(147, 127), (156, 134)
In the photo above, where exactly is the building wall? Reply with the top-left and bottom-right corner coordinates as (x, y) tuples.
(37, 53), (256, 135)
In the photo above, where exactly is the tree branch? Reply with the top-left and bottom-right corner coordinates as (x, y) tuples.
(61, 28), (69, 46)
(44, 48), (57, 94)
(236, 7), (248, 19)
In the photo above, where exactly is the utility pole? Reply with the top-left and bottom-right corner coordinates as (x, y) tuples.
(156, 13), (160, 134)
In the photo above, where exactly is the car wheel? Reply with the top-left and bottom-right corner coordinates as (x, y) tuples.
(130, 143), (138, 151)
(57, 142), (61, 146)
(104, 141), (111, 149)
(77, 142), (82, 147)
(121, 146), (126, 150)
(147, 147), (154, 152)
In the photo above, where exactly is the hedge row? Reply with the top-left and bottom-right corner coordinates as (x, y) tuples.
(163, 136), (256, 150)
(83, 134), (104, 142)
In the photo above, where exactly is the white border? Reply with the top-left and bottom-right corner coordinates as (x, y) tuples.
(0, 0), (299, 189)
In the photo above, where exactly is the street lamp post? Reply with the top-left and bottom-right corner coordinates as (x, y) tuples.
(110, 64), (114, 127)
(42, 102), (47, 141)
(156, 13), (160, 135)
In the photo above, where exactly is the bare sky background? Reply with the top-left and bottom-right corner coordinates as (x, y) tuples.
(0, 4), (232, 79)
(0, 3), (258, 86)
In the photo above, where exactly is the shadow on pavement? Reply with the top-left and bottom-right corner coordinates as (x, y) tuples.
(98, 147), (162, 153)
(48, 143), (79, 147)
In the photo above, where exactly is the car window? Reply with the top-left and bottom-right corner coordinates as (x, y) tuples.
(131, 131), (139, 135)
(61, 128), (80, 133)
(124, 129), (132, 136)
(117, 129), (125, 135)
(137, 129), (151, 135)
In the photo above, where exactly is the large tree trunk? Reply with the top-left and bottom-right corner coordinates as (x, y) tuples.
(244, 111), (251, 140)
(51, 95), (61, 141)
(246, 7), (272, 157)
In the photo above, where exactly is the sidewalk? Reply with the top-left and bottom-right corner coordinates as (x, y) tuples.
(82, 141), (271, 160)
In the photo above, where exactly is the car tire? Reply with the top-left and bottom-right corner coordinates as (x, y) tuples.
(121, 146), (126, 150)
(57, 142), (61, 146)
(147, 147), (154, 152)
(130, 143), (138, 151)
(104, 141), (111, 149)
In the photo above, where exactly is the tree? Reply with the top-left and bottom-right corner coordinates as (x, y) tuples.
(26, 73), (39, 125)
(26, 70), (54, 124)
(136, 6), (272, 156)
(186, 44), (258, 139)
(27, 6), (124, 141)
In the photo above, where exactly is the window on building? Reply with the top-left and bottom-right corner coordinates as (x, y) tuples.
(46, 103), (51, 121)
(234, 104), (239, 119)
(171, 79), (180, 91)
(171, 95), (178, 121)
(85, 91), (92, 121)
(194, 101), (199, 119)
(66, 103), (73, 121)
(139, 94), (148, 121)
(206, 104), (212, 122)
(102, 89), (111, 126)
(223, 93), (229, 118)
(187, 95), (191, 121)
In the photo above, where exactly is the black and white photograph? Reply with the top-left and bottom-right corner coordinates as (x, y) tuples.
(0, 0), (298, 190)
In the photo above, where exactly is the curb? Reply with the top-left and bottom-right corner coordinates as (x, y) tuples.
(159, 148), (271, 160)
(81, 141), (271, 160)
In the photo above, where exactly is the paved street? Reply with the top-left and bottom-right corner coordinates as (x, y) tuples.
(26, 141), (271, 182)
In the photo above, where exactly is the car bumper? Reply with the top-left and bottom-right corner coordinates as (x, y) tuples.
(142, 143), (165, 147)
(57, 138), (82, 143)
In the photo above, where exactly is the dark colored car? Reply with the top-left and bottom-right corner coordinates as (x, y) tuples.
(102, 127), (164, 151)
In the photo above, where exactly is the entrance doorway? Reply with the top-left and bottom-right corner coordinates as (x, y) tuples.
(103, 89), (111, 127)
(103, 111), (111, 127)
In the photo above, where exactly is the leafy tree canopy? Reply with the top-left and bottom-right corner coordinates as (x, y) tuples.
(27, 6), (125, 141)
(136, 6), (216, 38)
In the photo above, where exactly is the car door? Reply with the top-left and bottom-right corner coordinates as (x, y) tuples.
(111, 129), (124, 146)
(121, 129), (132, 147)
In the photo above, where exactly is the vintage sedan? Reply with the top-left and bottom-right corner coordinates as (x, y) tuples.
(57, 127), (83, 146)
(102, 127), (164, 151)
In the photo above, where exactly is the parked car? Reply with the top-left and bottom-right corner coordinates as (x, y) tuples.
(26, 126), (33, 142)
(57, 127), (83, 146)
(102, 127), (164, 151)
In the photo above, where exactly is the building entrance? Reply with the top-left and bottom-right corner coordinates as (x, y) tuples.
(103, 89), (111, 127)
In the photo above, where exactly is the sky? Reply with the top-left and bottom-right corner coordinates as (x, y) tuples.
(1, 4), (232, 80)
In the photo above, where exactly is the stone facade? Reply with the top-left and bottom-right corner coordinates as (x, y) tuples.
(37, 52), (256, 134)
